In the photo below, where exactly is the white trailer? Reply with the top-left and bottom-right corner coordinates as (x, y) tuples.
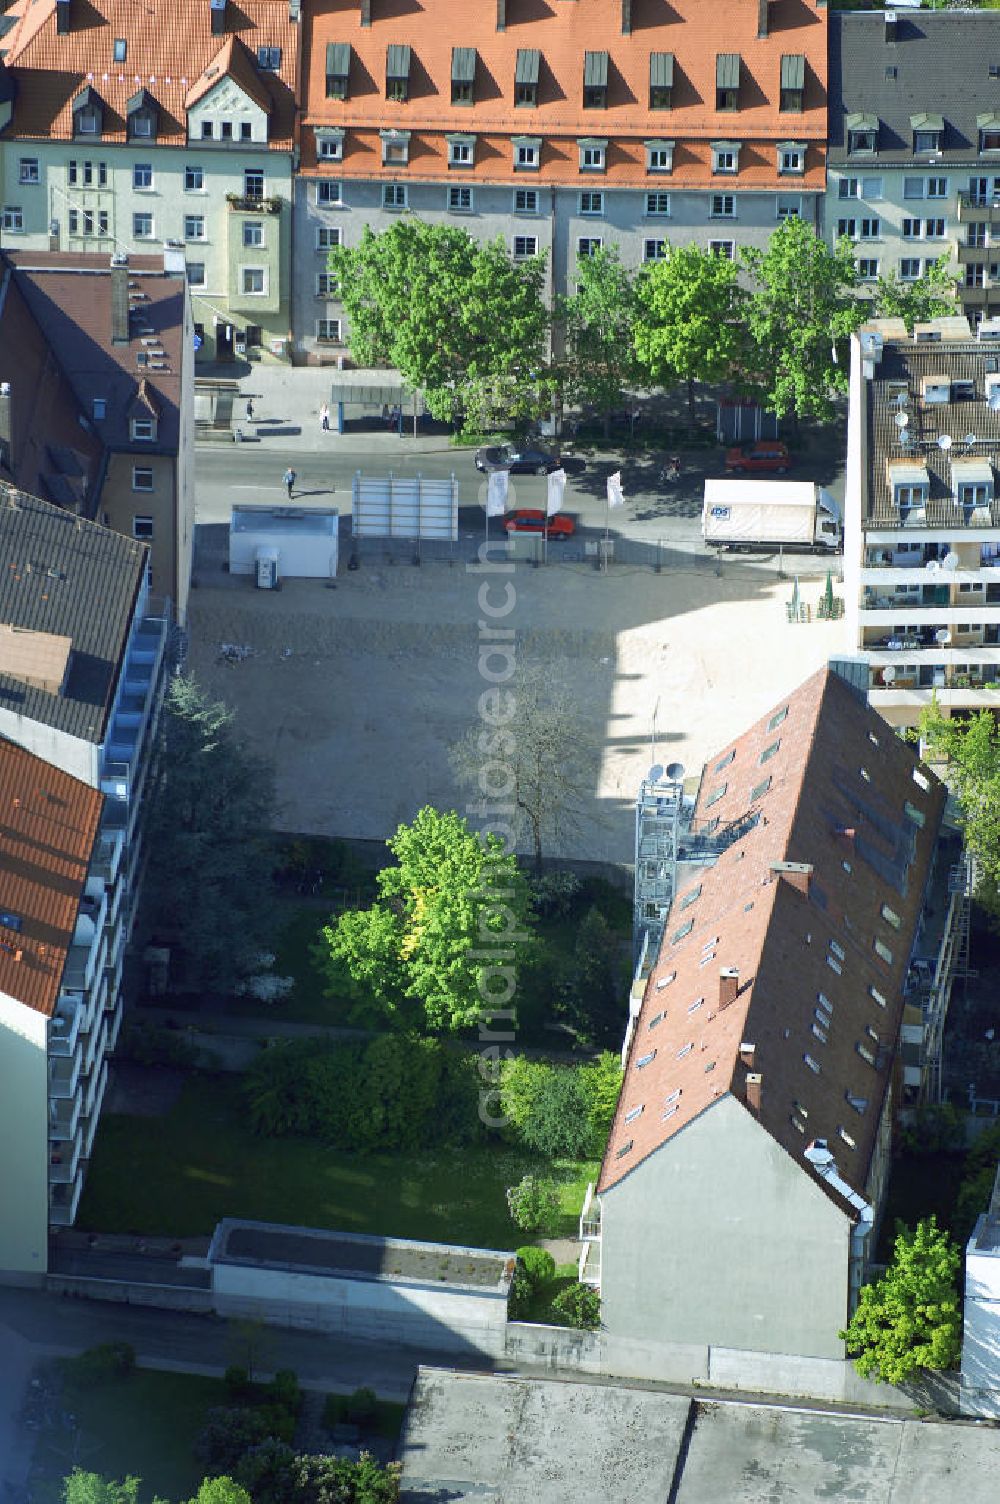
(702, 479), (842, 553)
(229, 506), (340, 579)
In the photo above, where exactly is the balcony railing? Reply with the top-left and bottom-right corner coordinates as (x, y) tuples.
(226, 192), (282, 214)
(49, 1093), (81, 1142)
(578, 1237), (601, 1289)
(958, 192), (1000, 222)
(49, 1174), (83, 1228)
(49, 1130), (82, 1185)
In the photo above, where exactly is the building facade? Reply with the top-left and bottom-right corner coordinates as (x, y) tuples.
(827, 10), (1000, 327)
(584, 668), (944, 1362)
(0, 0), (299, 364)
(295, 0), (828, 361)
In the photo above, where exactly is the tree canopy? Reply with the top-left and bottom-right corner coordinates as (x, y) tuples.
(558, 246), (642, 435)
(839, 1216), (962, 1385)
(871, 258), (960, 332)
(919, 702), (1000, 915)
(634, 243), (746, 424)
(329, 220), (548, 421)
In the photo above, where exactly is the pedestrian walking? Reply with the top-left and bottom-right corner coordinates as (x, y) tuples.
(320, 402), (330, 431)
(283, 467), (296, 499)
(245, 397), (254, 422)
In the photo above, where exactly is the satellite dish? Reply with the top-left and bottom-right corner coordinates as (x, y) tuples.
(935, 628), (952, 645)
(943, 551), (960, 571)
(895, 391), (908, 408)
(666, 762), (685, 783)
(926, 559), (940, 574)
(938, 433), (953, 451)
(647, 764), (664, 785)
(965, 433), (978, 448)
(895, 411), (909, 429)
(990, 390), (1000, 411)
(882, 666), (896, 684)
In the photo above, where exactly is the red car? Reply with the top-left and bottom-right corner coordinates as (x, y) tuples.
(502, 509), (576, 537)
(724, 440), (791, 474)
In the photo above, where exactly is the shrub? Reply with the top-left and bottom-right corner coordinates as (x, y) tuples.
(265, 1369), (301, 1415)
(66, 1342), (136, 1386)
(196, 1408), (274, 1474)
(516, 1246), (556, 1288)
(551, 1282), (601, 1331)
(506, 1175), (561, 1234)
(507, 1264), (534, 1322)
(321, 1392), (347, 1430)
(224, 1366), (252, 1401)
(529, 870), (581, 919)
(345, 1385), (378, 1428)
(500, 1057), (594, 1158)
(901, 1103), (966, 1155)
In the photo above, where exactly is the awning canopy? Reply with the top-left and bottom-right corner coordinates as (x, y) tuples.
(716, 53), (740, 90)
(326, 42), (349, 76)
(452, 46), (476, 82)
(515, 48), (540, 85)
(780, 54), (804, 90)
(650, 52), (674, 88)
(386, 44), (411, 79)
(584, 50), (608, 87)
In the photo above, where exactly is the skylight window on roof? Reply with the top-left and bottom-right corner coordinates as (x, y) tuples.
(881, 903), (902, 930)
(714, 749), (735, 773)
(662, 1103), (679, 1121)
(676, 1042), (693, 1060)
(860, 767), (871, 783)
(912, 768), (930, 792)
(904, 800), (925, 829)
(648, 1010), (665, 1029)
(829, 940), (845, 962)
(704, 1060), (716, 1073)
(866, 1024), (880, 1045)
(856, 1041), (877, 1066)
(868, 731), (879, 748)
(705, 783), (727, 808)
(817, 991), (833, 1013)
(826, 955), (842, 976)
(655, 972), (677, 990)
(671, 920), (693, 944)
(811, 1022), (828, 1045)
(768, 706), (788, 731)
(636, 1050), (656, 1069)
(750, 777), (771, 803)
(625, 1104), (644, 1124)
(701, 936), (719, 954)
(815, 1005), (831, 1028)
(665, 1087), (682, 1106)
(804, 1053), (821, 1074)
(846, 1090), (868, 1114)
(616, 1139), (634, 1159)
(687, 996), (704, 1015)
(759, 740), (780, 765)
(842, 860), (853, 875)
(113, 38), (126, 62)
(874, 937), (893, 965)
(679, 884), (702, 910)
(793, 1100), (809, 1118)
(791, 1114), (806, 1134)
(0, 910), (22, 932)
(838, 1126), (857, 1150)
(869, 985), (887, 1009)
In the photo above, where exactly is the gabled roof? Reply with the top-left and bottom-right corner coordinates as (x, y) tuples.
(0, 490), (145, 743)
(186, 34), (272, 115)
(599, 668), (945, 1215)
(0, 737), (103, 1017)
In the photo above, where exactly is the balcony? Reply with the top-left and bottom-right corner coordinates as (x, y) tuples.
(958, 244), (991, 265)
(860, 602), (1000, 625)
(226, 192), (282, 214)
(49, 1174), (83, 1228)
(48, 998), (83, 1059)
(49, 1093), (81, 1142)
(958, 192), (1000, 223)
(578, 1237), (601, 1289)
(82, 1052), (108, 1120)
(579, 1182), (601, 1241)
(48, 1051), (82, 1100)
(49, 1130), (82, 1186)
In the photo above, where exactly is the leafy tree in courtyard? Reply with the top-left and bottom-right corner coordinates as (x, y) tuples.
(633, 243), (746, 429)
(558, 247), (642, 438)
(872, 258), (960, 331)
(558, 906), (627, 1048)
(64, 1474), (152, 1504)
(187, 1481), (253, 1504)
(839, 1216), (962, 1384)
(143, 675), (276, 992)
(319, 807), (534, 1032)
(919, 702), (1000, 916)
(741, 218), (864, 423)
(450, 664), (595, 874)
(328, 221), (548, 421)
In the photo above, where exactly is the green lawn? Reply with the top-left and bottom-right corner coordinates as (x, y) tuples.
(521, 1261), (581, 1325)
(78, 1074), (597, 1249)
(271, 901), (342, 1025)
(31, 1366), (226, 1504)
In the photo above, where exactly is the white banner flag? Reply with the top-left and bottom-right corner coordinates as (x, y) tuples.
(486, 469), (509, 517)
(546, 467), (567, 517)
(607, 470), (625, 508)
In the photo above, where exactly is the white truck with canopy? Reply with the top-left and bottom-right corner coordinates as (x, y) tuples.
(702, 479), (842, 553)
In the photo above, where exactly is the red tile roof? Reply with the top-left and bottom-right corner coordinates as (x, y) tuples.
(0, 739), (103, 1017)
(301, 0), (827, 184)
(1, 0), (299, 149)
(598, 668), (946, 1211)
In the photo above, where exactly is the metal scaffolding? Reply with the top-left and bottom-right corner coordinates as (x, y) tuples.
(922, 847), (976, 1103)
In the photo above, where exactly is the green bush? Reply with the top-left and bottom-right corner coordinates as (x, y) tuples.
(224, 1365), (252, 1401)
(529, 870), (581, 919)
(196, 1407), (275, 1474)
(507, 1264), (534, 1321)
(500, 1057), (599, 1158)
(901, 1103), (966, 1155)
(345, 1385), (378, 1428)
(516, 1245), (556, 1288)
(506, 1174), (560, 1234)
(265, 1369), (301, 1415)
(65, 1342), (136, 1386)
(118, 1022), (200, 1068)
(321, 1392), (347, 1430)
(551, 1281), (601, 1331)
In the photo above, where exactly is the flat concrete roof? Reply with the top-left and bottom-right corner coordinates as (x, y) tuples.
(398, 1369), (1000, 1504)
(231, 506), (339, 536)
(209, 1220), (513, 1292)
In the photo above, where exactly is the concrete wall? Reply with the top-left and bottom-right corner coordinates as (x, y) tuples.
(211, 1260), (509, 1357)
(961, 1199), (1000, 1417)
(600, 1094), (852, 1361)
(0, 712), (98, 788)
(0, 992), (48, 1277)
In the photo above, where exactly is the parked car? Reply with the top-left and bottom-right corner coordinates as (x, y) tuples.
(724, 440), (791, 474)
(475, 442), (562, 475)
(502, 509), (576, 537)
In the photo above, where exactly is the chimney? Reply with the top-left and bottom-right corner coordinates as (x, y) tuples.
(110, 253), (130, 346)
(770, 860), (813, 897)
(55, 0), (71, 35)
(757, 0), (769, 39)
(496, 0), (506, 30)
(719, 967), (740, 1010)
(0, 382), (12, 474)
(739, 1041), (756, 1068)
(622, 0), (632, 35)
(745, 1072), (763, 1112)
(210, 0), (226, 35)
(360, 0), (371, 25)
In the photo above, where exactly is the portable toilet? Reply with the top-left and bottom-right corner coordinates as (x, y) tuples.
(255, 547), (280, 590)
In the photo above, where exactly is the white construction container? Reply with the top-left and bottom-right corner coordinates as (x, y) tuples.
(229, 506), (339, 579)
(702, 480), (841, 552)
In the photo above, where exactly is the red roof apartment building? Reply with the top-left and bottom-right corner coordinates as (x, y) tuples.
(583, 667), (946, 1374)
(294, 0), (828, 359)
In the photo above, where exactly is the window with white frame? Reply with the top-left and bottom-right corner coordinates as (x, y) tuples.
(318, 136), (343, 162)
(857, 257), (880, 280)
(580, 191), (604, 215)
(317, 318), (341, 341)
(131, 418), (155, 442)
(132, 515), (154, 538)
(316, 180), (342, 206)
(383, 184), (407, 210)
(381, 134), (409, 167)
(709, 239), (735, 259)
(185, 164), (204, 191)
(839, 177), (860, 199)
(244, 169), (264, 199)
(514, 188), (539, 214)
(778, 145), (804, 175)
(646, 142), (674, 174)
(927, 176), (948, 198)
(447, 185), (472, 212)
(82, 210), (94, 236)
(645, 191), (671, 216)
(220, 121), (233, 141)
(1, 207), (23, 232)
(579, 142), (606, 172)
(900, 257), (921, 280)
(577, 237), (602, 258)
(513, 234), (538, 259)
(133, 162), (153, 190)
(902, 217), (921, 238)
(711, 194), (735, 218)
(132, 467), (154, 492)
(514, 140), (540, 170)
(18, 158), (39, 185)
(713, 146), (738, 174)
(241, 267), (266, 295)
(184, 215), (206, 240)
(186, 262), (206, 286)
(316, 271), (338, 297)
(837, 218), (857, 239)
(776, 194), (801, 220)
(860, 217), (880, 239)
(644, 238), (666, 262)
(133, 212), (154, 238)
(925, 218), (946, 238)
(448, 138), (474, 168)
(76, 106), (99, 135)
(316, 226), (341, 250)
(242, 221), (263, 248)
(847, 124), (877, 154)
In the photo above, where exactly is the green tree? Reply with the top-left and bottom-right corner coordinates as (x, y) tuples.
(551, 1281), (601, 1330)
(634, 242), (746, 429)
(288, 1453), (401, 1504)
(919, 702), (1000, 915)
(143, 675), (276, 992)
(559, 246), (641, 438)
(64, 1474), (148, 1504)
(329, 221), (548, 421)
(499, 1056), (597, 1157)
(319, 807), (534, 1033)
(187, 1480), (253, 1504)
(872, 258), (960, 332)
(558, 907), (625, 1048)
(741, 218), (864, 423)
(839, 1216), (962, 1384)
(506, 1173), (561, 1234)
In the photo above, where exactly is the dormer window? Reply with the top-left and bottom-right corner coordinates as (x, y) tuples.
(127, 89), (158, 142)
(846, 113), (878, 156)
(316, 129), (344, 163)
(447, 133), (475, 169)
(515, 49), (539, 108)
(649, 52), (673, 110)
(578, 139), (606, 174)
(712, 141), (740, 176)
(646, 139), (674, 175)
(911, 114), (943, 155)
(325, 43), (350, 100)
(979, 113), (1000, 154)
(73, 87), (103, 138)
(583, 51), (608, 110)
(380, 130), (410, 167)
(952, 460), (994, 517)
(716, 54), (740, 112)
(921, 373), (950, 404)
(131, 417), (156, 442)
(257, 46), (281, 72)
(780, 54), (804, 113)
(451, 47), (476, 106)
(778, 142), (805, 176)
(514, 136), (540, 172)
(386, 44), (411, 103)
(887, 460), (929, 518)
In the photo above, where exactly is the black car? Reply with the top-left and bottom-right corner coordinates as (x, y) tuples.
(474, 441), (561, 475)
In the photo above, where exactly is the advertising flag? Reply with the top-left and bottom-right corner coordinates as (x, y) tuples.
(546, 467), (567, 517)
(607, 470), (625, 508)
(486, 469), (509, 517)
